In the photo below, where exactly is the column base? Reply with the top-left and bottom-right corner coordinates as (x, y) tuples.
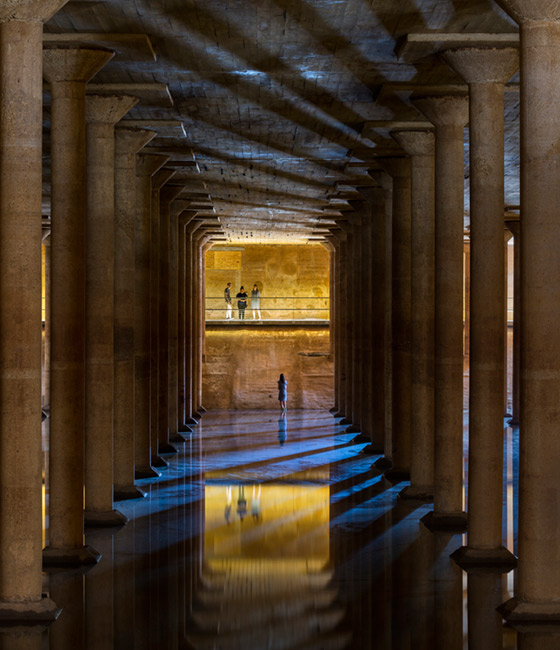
(450, 545), (516, 571)
(192, 411), (204, 420)
(346, 425), (360, 434)
(185, 417), (198, 426)
(421, 510), (468, 532)
(498, 598), (560, 625)
(151, 455), (169, 469)
(135, 466), (162, 480)
(114, 485), (148, 501)
(43, 545), (101, 567)
(384, 468), (411, 483)
(159, 443), (178, 455)
(340, 418), (353, 426)
(333, 411), (346, 419)
(352, 434), (371, 443)
(329, 407), (338, 414)
(198, 405), (207, 413)
(84, 509), (129, 528)
(508, 416), (519, 426)
(398, 485), (434, 502)
(178, 424), (194, 433)
(361, 443), (384, 456)
(373, 456), (392, 469)
(0, 597), (61, 623)
(170, 432), (189, 443)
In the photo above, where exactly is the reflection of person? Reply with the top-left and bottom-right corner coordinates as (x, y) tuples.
(236, 286), (248, 319)
(224, 485), (232, 524)
(278, 373), (287, 411)
(251, 485), (261, 521)
(224, 282), (233, 320)
(251, 284), (261, 320)
(278, 412), (287, 446)
(237, 485), (247, 521)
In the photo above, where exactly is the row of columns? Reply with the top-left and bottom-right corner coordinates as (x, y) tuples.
(0, 6), (217, 620)
(330, 3), (560, 620)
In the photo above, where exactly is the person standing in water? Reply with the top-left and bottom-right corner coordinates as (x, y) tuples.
(278, 373), (287, 411)
(251, 283), (261, 320)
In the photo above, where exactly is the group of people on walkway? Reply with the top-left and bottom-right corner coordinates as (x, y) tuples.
(224, 282), (261, 320)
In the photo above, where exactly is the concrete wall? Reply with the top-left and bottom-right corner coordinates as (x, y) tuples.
(203, 328), (333, 409)
(205, 244), (330, 320)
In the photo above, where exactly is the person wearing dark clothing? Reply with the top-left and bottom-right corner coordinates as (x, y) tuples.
(236, 286), (248, 319)
(278, 373), (288, 410)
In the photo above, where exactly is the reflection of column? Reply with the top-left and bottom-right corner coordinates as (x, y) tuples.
(433, 534), (463, 650)
(134, 153), (169, 479)
(392, 130), (435, 500)
(517, 631), (560, 650)
(113, 128), (155, 500)
(84, 95), (137, 527)
(150, 168), (176, 469)
(114, 513), (136, 647)
(158, 185), (183, 449)
(43, 44), (113, 566)
(49, 571), (85, 650)
(0, 0), (67, 621)
(377, 156), (412, 479)
(413, 93), (468, 530)
(85, 530), (115, 649)
(467, 572), (503, 650)
(505, 220), (520, 426)
(495, 0), (560, 622)
(443, 46), (518, 566)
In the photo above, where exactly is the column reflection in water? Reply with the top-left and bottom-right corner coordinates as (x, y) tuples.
(433, 535), (463, 650)
(85, 529), (114, 650)
(113, 510), (136, 648)
(48, 571), (85, 650)
(0, 628), (44, 650)
(517, 631), (560, 650)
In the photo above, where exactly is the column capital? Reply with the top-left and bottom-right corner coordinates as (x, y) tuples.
(86, 94), (138, 125)
(183, 214), (202, 232)
(115, 127), (156, 156)
(43, 44), (113, 84)
(411, 94), (469, 128)
(136, 153), (169, 178)
(391, 129), (435, 157)
(152, 168), (176, 190)
(162, 185), (184, 205)
(0, 0), (68, 22)
(493, 0), (560, 24)
(171, 199), (192, 218)
(376, 155), (411, 179)
(368, 169), (392, 192)
(442, 47), (519, 85)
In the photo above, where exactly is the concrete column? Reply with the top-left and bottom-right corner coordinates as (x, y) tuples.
(84, 95), (137, 527)
(504, 229), (513, 416)
(376, 157), (412, 479)
(192, 231), (211, 417)
(441, 47), (518, 565)
(494, 0), (560, 622)
(113, 127), (155, 501)
(464, 239), (471, 356)
(361, 182), (387, 454)
(159, 186), (184, 446)
(43, 235), (52, 408)
(339, 222), (355, 424)
(0, 0), (68, 622)
(391, 130), (436, 500)
(179, 215), (201, 428)
(354, 193), (374, 441)
(42, 44), (113, 566)
(150, 168), (176, 467)
(333, 229), (348, 419)
(505, 219), (520, 426)
(134, 153), (169, 479)
(412, 93), (469, 530)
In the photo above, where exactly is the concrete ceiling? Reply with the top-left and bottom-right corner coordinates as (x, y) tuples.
(44, 0), (520, 243)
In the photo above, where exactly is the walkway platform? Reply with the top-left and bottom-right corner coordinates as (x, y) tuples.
(206, 319), (330, 330)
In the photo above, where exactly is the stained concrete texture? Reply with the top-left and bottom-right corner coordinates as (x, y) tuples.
(203, 328), (333, 409)
(205, 244), (330, 320)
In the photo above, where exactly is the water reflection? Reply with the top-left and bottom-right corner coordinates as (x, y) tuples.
(9, 410), (560, 649)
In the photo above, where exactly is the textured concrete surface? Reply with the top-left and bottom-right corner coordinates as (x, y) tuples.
(203, 329), (333, 409)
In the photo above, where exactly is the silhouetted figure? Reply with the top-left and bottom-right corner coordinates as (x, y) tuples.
(278, 373), (287, 411)
(236, 286), (248, 319)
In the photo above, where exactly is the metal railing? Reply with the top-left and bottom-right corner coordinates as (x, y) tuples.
(206, 296), (330, 321)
